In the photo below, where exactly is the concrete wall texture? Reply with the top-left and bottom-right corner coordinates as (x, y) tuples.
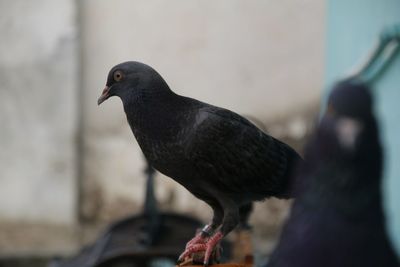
(0, 0), (78, 224)
(0, 0), (324, 233)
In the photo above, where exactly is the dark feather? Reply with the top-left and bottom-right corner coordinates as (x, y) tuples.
(99, 61), (302, 239)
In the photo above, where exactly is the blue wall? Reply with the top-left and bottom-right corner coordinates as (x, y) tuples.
(326, 0), (400, 255)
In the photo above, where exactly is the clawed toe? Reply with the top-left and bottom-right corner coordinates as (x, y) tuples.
(185, 234), (207, 249)
(178, 243), (207, 262)
(178, 232), (224, 266)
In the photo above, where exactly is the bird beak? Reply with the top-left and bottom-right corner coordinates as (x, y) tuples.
(98, 86), (110, 105)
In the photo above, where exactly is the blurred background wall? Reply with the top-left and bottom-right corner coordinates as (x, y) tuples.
(0, 0), (78, 224)
(0, 0), (324, 258)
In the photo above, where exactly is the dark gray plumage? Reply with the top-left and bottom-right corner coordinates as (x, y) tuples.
(98, 61), (302, 264)
(267, 81), (399, 267)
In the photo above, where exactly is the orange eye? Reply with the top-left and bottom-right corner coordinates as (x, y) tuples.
(113, 70), (123, 82)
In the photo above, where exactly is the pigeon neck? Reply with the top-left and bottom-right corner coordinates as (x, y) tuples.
(124, 88), (185, 140)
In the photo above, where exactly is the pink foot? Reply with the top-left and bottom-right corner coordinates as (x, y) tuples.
(185, 232), (208, 249)
(178, 243), (207, 262)
(203, 232), (223, 266)
(178, 232), (224, 266)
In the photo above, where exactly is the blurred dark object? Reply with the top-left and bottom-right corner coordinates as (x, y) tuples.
(266, 81), (400, 267)
(51, 161), (231, 267)
(0, 257), (51, 267)
(51, 213), (202, 267)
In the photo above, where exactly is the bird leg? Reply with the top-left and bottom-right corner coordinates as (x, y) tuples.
(179, 225), (213, 263)
(199, 201), (238, 265)
(203, 231), (224, 266)
(178, 202), (225, 265)
(179, 200), (239, 265)
(182, 204), (223, 251)
(185, 224), (213, 249)
(178, 231), (224, 266)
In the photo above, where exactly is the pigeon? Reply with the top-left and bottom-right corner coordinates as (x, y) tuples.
(97, 61), (302, 265)
(266, 81), (400, 267)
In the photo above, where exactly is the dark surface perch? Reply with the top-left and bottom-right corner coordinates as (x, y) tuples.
(51, 159), (219, 267)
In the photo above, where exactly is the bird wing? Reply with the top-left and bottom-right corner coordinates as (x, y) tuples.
(183, 106), (290, 197)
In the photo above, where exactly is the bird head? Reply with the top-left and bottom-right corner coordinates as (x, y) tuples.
(324, 81), (375, 152)
(97, 61), (170, 106)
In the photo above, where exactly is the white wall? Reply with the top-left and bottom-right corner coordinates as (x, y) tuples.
(0, 0), (78, 224)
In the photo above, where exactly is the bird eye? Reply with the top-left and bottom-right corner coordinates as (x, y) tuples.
(113, 70), (123, 82)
